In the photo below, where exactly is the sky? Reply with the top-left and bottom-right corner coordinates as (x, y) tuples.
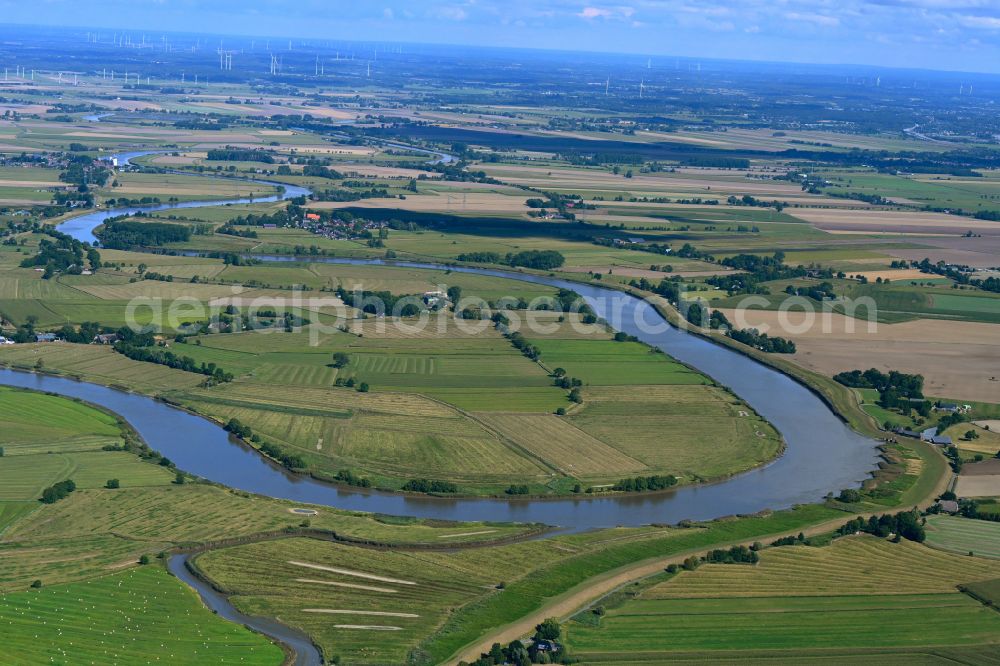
(9, 0), (1000, 73)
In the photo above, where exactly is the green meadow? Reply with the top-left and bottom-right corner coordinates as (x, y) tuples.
(567, 536), (1000, 660)
(1, 566), (284, 666)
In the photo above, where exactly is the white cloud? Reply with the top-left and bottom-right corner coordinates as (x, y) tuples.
(784, 11), (840, 27)
(958, 14), (1000, 29)
(579, 6), (613, 19)
(577, 5), (635, 21)
(431, 4), (469, 20)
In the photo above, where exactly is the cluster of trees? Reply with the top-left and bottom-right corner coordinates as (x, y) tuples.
(612, 474), (678, 492)
(52, 321), (105, 344)
(229, 207), (299, 228)
(951, 497), (1000, 523)
(785, 281), (836, 301)
(826, 191), (890, 205)
(833, 369), (924, 395)
(902, 257), (998, 294)
(258, 440), (306, 470)
(97, 219), (191, 249)
(218, 224), (258, 239)
(628, 275), (683, 303)
(505, 484), (530, 495)
(682, 305), (794, 353)
(704, 544), (760, 564)
(726, 194), (787, 211)
(335, 287), (423, 317)
(206, 147), (274, 163)
(683, 302), (727, 330)
(332, 469), (372, 488)
(40, 479), (76, 504)
(312, 186), (391, 202)
(19, 229), (100, 276)
(674, 243), (712, 260)
(301, 164), (344, 179)
(455, 249), (565, 271)
(224, 418), (305, 470)
(464, 619), (566, 666)
(401, 479), (458, 493)
(507, 331), (541, 361)
(59, 154), (110, 189)
(708, 252), (809, 295)
(115, 339), (233, 382)
(833, 368), (924, 410)
(726, 327), (797, 354)
(836, 510), (925, 542)
(684, 156), (750, 168)
(333, 376), (369, 392)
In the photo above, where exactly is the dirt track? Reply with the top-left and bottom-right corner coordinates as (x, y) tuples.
(446, 461), (951, 665)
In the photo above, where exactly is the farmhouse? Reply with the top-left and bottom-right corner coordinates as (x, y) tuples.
(34, 333), (58, 343)
(935, 402), (971, 414)
(936, 500), (960, 514)
(93, 333), (119, 345)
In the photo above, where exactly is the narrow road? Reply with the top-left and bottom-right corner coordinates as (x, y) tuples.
(447, 455), (952, 664)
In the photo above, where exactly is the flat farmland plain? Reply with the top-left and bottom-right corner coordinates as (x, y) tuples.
(1, 566), (283, 666)
(195, 537), (513, 666)
(714, 309), (1000, 403)
(926, 515), (1000, 559)
(567, 536), (1000, 660)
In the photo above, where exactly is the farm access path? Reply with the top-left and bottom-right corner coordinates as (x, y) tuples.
(447, 459), (952, 665)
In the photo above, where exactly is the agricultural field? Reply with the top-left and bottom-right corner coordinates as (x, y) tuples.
(196, 537), (511, 665)
(1, 566), (284, 665)
(165, 318), (771, 491)
(0, 386), (176, 504)
(0, 386), (543, 590)
(7, 24), (1000, 666)
(713, 308), (1000, 403)
(926, 515), (1000, 559)
(566, 536), (1000, 660)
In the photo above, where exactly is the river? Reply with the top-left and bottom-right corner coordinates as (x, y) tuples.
(2, 146), (883, 663)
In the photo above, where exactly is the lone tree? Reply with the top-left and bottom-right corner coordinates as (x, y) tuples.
(534, 618), (562, 642)
(105, 479), (120, 489)
(332, 352), (350, 368)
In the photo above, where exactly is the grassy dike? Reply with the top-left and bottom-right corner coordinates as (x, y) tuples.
(429, 505), (837, 664)
(386, 267), (950, 664)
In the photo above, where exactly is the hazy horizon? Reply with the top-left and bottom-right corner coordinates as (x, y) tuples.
(6, 1), (1000, 75)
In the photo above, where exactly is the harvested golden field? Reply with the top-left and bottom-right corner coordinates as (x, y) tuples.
(854, 268), (936, 282)
(791, 208), (1000, 234)
(0, 344), (205, 393)
(187, 381), (457, 418)
(474, 413), (648, 477)
(716, 309), (1000, 403)
(647, 535), (1000, 599)
(308, 190), (529, 214)
(337, 165), (432, 178)
(955, 475), (1000, 497)
(560, 264), (735, 278)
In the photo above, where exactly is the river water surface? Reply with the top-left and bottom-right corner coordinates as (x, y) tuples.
(0, 147), (884, 663)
